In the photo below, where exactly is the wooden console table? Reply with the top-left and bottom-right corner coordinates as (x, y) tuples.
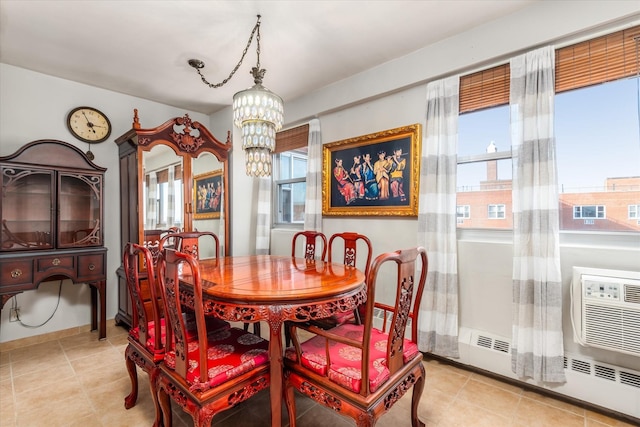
(0, 248), (107, 339)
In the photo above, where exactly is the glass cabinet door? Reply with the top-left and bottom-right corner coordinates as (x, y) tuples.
(58, 172), (102, 247)
(1, 166), (54, 251)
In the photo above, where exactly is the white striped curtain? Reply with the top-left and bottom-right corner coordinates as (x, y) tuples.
(417, 75), (460, 358)
(304, 119), (323, 231)
(255, 176), (271, 255)
(146, 171), (158, 230)
(167, 166), (175, 227)
(510, 46), (565, 383)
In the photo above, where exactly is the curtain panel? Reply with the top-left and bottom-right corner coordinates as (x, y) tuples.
(146, 171), (157, 230)
(255, 176), (271, 255)
(304, 119), (323, 232)
(417, 75), (460, 358)
(167, 166), (175, 227)
(510, 46), (565, 383)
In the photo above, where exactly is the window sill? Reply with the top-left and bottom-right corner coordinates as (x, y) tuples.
(458, 228), (640, 250)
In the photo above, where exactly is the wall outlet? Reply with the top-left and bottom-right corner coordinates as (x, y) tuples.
(9, 308), (19, 322)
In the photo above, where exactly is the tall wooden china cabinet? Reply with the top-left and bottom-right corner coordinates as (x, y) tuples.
(0, 140), (107, 339)
(114, 110), (231, 328)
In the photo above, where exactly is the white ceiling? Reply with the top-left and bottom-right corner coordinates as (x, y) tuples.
(0, 0), (537, 115)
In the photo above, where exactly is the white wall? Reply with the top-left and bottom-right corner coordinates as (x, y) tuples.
(0, 64), (210, 343)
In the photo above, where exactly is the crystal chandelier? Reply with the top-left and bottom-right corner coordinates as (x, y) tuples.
(188, 15), (283, 177)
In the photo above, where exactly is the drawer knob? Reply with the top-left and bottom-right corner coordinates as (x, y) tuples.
(88, 263), (95, 271)
(52, 258), (61, 266)
(11, 269), (22, 279)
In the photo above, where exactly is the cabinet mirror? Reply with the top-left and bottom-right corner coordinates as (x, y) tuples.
(114, 112), (231, 327)
(141, 147), (227, 256)
(141, 144), (184, 243)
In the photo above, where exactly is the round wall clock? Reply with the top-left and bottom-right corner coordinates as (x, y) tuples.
(66, 106), (112, 143)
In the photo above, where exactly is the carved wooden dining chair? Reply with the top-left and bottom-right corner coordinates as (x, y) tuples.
(156, 248), (271, 427)
(163, 230), (261, 337)
(122, 242), (167, 424)
(282, 230), (329, 346)
(123, 242), (230, 426)
(144, 227), (180, 267)
(285, 231), (373, 347)
(284, 246), (429, 427)
(291, 230), (327, 260)
(159, 230), (232, 332)
(159, 230), (219, 260)
(314, 231), (373, 326)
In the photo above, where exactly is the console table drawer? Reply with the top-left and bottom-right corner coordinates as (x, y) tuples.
(0, 259), (34, 288)
(77, 253), (105, 280)
(37, 255), (75, 273)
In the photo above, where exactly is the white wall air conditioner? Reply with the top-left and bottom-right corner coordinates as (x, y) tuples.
(571, 267), (640, 356)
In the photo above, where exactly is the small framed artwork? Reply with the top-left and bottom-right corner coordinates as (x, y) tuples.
(323, 123), (421, 216)
(193, 170), (223, 219)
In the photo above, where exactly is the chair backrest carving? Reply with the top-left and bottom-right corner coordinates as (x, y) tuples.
(327, 232), (373, 323)
(291, 230), (327, 260)
(143, 227), (180, 268)
(158, 248), (208, 382)
(159, 231), (219, 260)
(328, 232), (373, 278)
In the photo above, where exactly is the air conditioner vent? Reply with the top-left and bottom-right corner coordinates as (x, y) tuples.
(594, 364), (616, 381)
(625, 284), (640, 304)
(571, 359), (591, 375)
(620, 371), (640, 388)
(493, 339), (510, 353)
(572, 268), (640, 356)
(477, 335), (492, 349)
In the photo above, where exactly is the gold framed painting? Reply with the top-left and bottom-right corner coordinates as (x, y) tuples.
(193, 169), (223, 219)
(323, 123), (421, 217)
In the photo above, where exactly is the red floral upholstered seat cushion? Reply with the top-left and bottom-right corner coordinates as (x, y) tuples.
(164, 327), (269, 392)
(130, 316), (231, 352)
(285, 323), (419, 393)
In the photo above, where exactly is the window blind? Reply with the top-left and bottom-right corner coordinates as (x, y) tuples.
(155, 164), (182, 184)
(458, 25), (640, 113)
(556, 25), (640, 93)
(459, 64), (510, 114)
(274, 124), (309, 154)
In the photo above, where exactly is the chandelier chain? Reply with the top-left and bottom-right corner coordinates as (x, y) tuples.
(194, 15), (262, 89)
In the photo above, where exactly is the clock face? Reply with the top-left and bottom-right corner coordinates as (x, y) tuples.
(67, 107), (112, 143)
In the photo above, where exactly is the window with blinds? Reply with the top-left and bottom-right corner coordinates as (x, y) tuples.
(456, 25), (640, 233)
(556, 26), (640, 93)
(459, 64), (509, 114)
(273, 124), (310, 226)
(275, 124), (309, 153)
(459, 25), (640, 114)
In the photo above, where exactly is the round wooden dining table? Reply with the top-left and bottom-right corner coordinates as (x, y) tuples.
(177, 255), (367, 427)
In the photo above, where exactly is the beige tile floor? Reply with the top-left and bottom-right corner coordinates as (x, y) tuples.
(0, 321), (636, 427)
